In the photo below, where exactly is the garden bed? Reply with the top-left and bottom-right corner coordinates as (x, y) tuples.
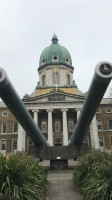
(73, 150), (112, 200)
(0, 153), (47, 200)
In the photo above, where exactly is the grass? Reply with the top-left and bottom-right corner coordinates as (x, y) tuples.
(0, 153), (47, 200)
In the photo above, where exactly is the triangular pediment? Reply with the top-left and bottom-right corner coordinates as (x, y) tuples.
(23, 91), (85, 104)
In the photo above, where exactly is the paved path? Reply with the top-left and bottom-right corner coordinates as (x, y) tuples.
(46, 170), (83, 200)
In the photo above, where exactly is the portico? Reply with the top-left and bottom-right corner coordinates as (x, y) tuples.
(29, 107), (77, 146)
(19, 105), (99, 149)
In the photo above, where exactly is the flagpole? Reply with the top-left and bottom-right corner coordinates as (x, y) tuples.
(55, 65), (57, 91)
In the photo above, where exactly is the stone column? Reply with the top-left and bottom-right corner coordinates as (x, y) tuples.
(61, 109), (68, 145)
(32, 110), (39, 125)
(47, 109), (53, 146)
(17, 124), (26, 152)
(76, 109), (81, 120)
(90, 115), (100, 149)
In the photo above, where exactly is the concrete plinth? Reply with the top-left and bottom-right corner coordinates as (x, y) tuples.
(50, 159), (68, 169)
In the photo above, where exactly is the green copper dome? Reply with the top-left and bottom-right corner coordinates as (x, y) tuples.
(39, 34), (73, 69)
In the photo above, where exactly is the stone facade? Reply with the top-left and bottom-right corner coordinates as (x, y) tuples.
(39, 65), (73, 87)
(0, 96), (112, 155)
(0, 107), (18, 154)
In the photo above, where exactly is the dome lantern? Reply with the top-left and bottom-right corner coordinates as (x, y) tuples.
(52, 34), (58, 44)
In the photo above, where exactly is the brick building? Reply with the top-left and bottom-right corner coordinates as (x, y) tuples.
(0, 35), (112, 154)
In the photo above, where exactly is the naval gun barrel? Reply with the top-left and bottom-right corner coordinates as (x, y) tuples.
(68, 61), (112, 145)
(0, 68), (50, 147)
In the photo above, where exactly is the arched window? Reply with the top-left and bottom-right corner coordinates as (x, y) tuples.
(54, 72), (59, 84)
(43, 75), (45, 86)
(67, 74), (70, 85)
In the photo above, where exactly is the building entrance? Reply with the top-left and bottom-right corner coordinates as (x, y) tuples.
(54, 137), (62, 146)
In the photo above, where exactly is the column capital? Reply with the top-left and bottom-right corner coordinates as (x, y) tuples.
(32, 109), (39, 113)
(46, 109), (53, 112)
(61, 108), (68, 112)
(75, 108), (81, 112)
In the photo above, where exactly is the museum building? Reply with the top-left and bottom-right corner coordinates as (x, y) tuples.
(0, 34), (112, 154)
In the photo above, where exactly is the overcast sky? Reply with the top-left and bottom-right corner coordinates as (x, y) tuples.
(0, 0), (112, 98)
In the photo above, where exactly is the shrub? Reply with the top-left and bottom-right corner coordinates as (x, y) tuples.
(73, 150), (112, 200)
(0, 153), (47, 200)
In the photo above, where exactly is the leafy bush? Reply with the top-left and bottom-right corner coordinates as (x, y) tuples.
(0, 153), (47, 200)
(73, 151), (112, 200)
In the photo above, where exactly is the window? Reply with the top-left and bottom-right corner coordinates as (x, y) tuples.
(54, 56), (57, 60)
(2, 112), (8, 117)
(28, 138), (33, 146)
(106, 108), (112, 113)
(68, 120), (74, 131)
(52, 56), (58, 62)
(67, 74), (70, 85)
(108, 120), (112, 129)
(13, 122), (18, 133)
(99, 136), (104, 147)
(43, 59), (45, 64)
(1, 140), (6, 150)
(43, 75), (45, 86)
(97, 120), (103, 130)
(65, 58), (69, 63)
(2, 123), (7, 133)
(96, 108), (101, 113)
(12, 139), (17, 150)
(55, 121), (60, 132)
(54, 138), (62, 146)
(42, 121), (47, 132)
(54, 138), (61, 143)
(54, 72), (59, 84)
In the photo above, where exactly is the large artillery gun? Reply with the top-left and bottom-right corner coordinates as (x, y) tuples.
(69, 62), (112, 145)
(0, 68), (50, 148)
(68, 61), (112, 158)
(0, 61), (111, 168)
